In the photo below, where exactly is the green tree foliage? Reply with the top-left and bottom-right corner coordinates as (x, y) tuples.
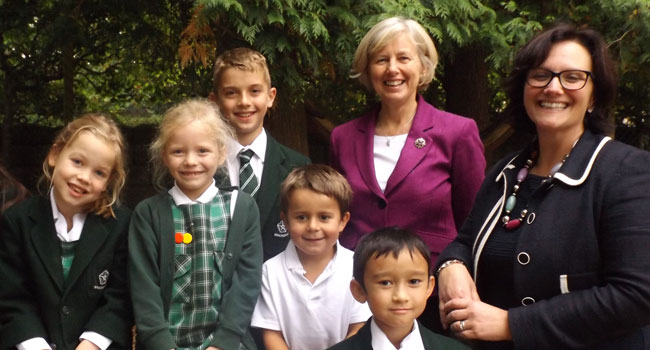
(1, 0), (649, 161)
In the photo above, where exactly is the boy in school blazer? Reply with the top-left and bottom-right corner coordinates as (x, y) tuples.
(210, 47), (310, 261)
(329, 228), (468, 350)
(0, 196), (132, 350)
(329, 318), (466, 350)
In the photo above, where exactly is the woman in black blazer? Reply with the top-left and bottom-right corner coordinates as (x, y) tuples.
(435, 23), (650, 349)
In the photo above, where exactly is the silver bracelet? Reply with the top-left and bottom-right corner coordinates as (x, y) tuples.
(435, 259), (465, 277)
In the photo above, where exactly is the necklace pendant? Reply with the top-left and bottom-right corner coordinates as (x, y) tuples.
(505, 195), (517, 213)
(505, 218), (522, 230)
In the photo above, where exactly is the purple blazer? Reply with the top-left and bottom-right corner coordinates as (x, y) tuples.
(330, 96), (485, 260)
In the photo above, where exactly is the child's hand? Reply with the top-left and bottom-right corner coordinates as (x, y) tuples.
(75, 340), (100, 350)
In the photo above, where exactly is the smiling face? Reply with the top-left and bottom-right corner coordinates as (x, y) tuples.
(282, 188), (350, 264)
(368, 32), (424, 108)
(214, 67), (277, 146)
(351, 248), (434, 345)
(48, 131), (116, 220)
(163, 120), (224, 200)
(524, 40), (594, 139)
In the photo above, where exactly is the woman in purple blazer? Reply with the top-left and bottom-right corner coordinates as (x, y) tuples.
(330, 16), (485, 262)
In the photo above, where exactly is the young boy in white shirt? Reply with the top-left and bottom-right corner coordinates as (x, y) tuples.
(251, 164), (371, 350)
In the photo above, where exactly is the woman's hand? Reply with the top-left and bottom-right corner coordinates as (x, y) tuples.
(437, 263), (479, 329)
(444, 298), (512, 341)
(75, 340), (100, 350)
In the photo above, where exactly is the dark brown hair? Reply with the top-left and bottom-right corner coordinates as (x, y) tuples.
(0, 163), (30, 214)
(504, 23), (617, 135)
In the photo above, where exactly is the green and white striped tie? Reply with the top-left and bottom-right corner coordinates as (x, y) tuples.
(238, 149), (259, 197)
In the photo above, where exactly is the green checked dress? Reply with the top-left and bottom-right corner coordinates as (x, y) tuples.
(168, 191), (247, 350)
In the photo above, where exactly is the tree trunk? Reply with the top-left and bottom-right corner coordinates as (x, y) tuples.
(2, 72), (16, 163)
(62, 42), (75, 121)
(265, 87), (310, 157)
(442, 44), (490, 131)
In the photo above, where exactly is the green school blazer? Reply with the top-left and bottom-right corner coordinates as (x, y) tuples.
(0, 196), (132, 350)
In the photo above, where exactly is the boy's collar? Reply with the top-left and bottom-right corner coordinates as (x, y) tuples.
(228, 128), (267, 161)
(370, 317), (424, 350)
(285, 240), (341, 272)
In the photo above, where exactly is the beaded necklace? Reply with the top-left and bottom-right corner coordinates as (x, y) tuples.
(501, 149), (569, 230)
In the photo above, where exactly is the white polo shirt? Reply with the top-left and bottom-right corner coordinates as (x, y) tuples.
(251, 240), (372, 350)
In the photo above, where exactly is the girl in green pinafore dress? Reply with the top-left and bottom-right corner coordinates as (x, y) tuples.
(129, 99), (263, 350)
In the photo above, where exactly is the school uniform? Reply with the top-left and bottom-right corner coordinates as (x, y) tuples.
(221, 129), (310, 261)
(251, 241), (372, 350)
(328, 318), (469, 350)
(128, 187), (262, 350)
(0, 196), (132, 350)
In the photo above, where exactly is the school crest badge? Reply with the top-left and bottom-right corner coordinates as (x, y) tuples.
(94, 269), (110, 290)
(274, 220), (289, 237)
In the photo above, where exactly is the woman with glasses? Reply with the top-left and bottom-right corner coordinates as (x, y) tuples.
(435, 23), (650, 349)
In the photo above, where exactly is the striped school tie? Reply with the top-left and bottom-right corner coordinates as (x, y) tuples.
(238, 149), (260, 197)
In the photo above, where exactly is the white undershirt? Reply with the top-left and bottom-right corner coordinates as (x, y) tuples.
(373, 134), (408, 192)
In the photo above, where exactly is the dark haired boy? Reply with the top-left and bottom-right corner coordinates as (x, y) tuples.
(329, 227), (468, 350)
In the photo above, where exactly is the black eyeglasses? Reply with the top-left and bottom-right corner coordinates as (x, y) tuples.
(526, 68), (592, 90)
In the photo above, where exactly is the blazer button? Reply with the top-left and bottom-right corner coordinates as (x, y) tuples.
(61, 305), (71, 315)
(226, 253), (233, 260)
(517, 252), (530, 265)
(377, 199), (387, 209)
(521, 297), (536, 306)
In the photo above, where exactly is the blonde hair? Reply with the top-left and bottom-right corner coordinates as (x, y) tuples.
(212, 47), (272, 93)
(41, 113), (127, 218)
(351, 16), (438, 91)
(149, 98), (234, 190)
(280, 164), (352, 216)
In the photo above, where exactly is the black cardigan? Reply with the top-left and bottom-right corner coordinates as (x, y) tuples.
(437, 130), (650, 349)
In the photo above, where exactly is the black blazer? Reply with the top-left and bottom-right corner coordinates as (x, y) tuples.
(328, 318), (468, 350)
(252, 132), (310, 261)
(437, 130), (650, 349)
(0, 196), (132, 350)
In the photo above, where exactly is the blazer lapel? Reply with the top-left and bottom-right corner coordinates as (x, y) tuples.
(65, 214), (109, 291)
(385, 97), (435, 196)
(29, 198), (65, 293)
(355, 109), (385, 199)
(257, 133), (284, 227)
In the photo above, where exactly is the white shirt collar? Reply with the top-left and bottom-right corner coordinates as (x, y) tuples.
(227, 128), (267, 162)
(370, 317), (424, 350)
(284, 240), (342, 283)
(50, 190), (87, 242)
(168, 179), (218, 205)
